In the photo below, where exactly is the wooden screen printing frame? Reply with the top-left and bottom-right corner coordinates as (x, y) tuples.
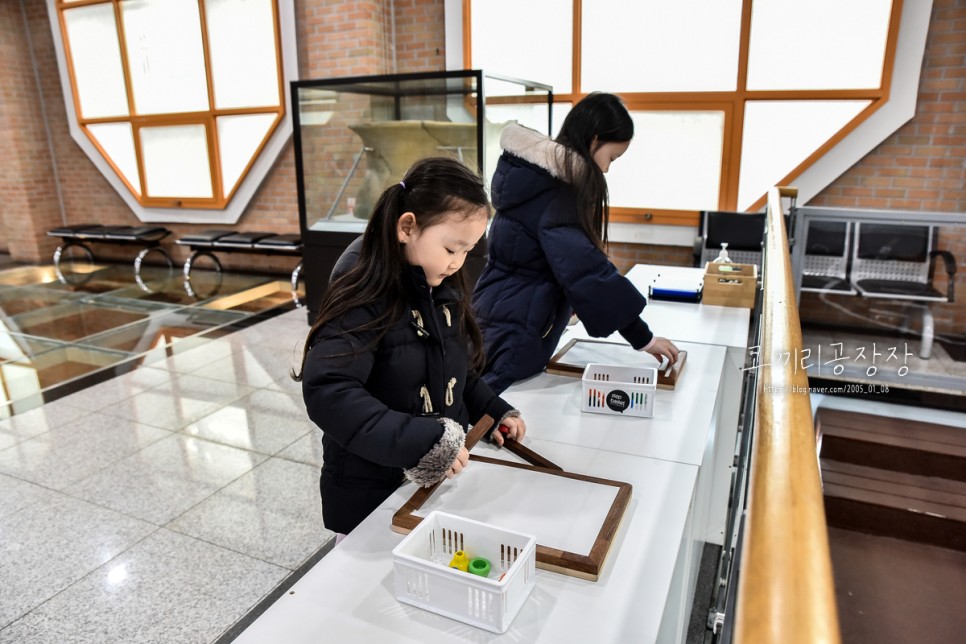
(546, 337), (687, 389)
(391, 415), (632, 582)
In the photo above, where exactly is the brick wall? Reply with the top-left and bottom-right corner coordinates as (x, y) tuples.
(804, 0), (966, 338)
(393, 0), (446, 73)
(608, 242), (694, 276)
(0, 3), (62, 260)
(810, 2), (966, 212)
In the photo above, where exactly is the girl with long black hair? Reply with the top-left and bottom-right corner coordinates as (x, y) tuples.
(474, 92), (679, 394)
(295, 156), (526, 536)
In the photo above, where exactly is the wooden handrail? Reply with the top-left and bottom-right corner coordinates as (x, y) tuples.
(734, 187), (841, 643)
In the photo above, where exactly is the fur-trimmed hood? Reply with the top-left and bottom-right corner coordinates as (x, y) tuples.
(490, 124), (577, 213)
(499, 123), (575, 180)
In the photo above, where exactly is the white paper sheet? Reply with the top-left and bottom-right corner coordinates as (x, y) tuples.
(559, 340), (664, 371)
(414, 460), (621, 555)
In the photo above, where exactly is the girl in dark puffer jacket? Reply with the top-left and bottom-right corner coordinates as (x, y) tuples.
(295, 157), (526, 535)
(474, 93), (679, 394)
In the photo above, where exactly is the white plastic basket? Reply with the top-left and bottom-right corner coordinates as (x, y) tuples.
(581, 362), (658, 418)
(392, 511), (537, 633)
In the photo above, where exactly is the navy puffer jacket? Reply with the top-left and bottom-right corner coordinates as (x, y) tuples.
(303, 260), (513, 533)
(473, 124), (653, 394)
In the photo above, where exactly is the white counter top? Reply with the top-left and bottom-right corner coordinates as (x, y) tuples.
(502, 341), (727, 466)
(231, 263), (749, 644)
(232, 439), (699, 644)
(625, 264), (752, 350)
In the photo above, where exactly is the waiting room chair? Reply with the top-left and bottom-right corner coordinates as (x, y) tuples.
(801, 221), (856, 294)
(694, 210), (794, 269)
(695, 211), (767, 268)
(850, 222), (957, 359)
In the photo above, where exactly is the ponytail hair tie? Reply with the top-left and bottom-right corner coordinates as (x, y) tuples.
(399, 181), (406, 190)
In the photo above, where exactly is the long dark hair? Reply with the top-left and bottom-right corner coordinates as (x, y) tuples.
(294, 156), (490, 381)
(555, 92), (633, 249)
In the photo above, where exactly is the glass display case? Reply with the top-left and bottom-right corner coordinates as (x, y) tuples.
(291, 70), (553, 319)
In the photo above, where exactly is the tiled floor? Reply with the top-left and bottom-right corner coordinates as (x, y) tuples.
(0, 260), (333, 643)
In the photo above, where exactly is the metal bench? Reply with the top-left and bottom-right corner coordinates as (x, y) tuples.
(175, 230), (304, 296)
(850, 222), (956, 359)
(47, 223), (172, 286)
(801, 220), (856, 295)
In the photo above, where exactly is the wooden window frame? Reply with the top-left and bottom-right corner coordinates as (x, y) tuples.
(463, 0), (903, 227)
(55, 0), (286, 210)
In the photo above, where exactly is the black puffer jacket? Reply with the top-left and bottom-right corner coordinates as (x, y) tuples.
(473, 124), (653, 394)
(302, 263), (513, 533)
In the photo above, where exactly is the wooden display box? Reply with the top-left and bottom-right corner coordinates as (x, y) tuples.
(702, 262), (758, 308)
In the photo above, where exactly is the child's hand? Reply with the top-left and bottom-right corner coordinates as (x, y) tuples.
(645, 337), (679, 367)
(491, 416), (527, 447)
(445, 446), (470, 479)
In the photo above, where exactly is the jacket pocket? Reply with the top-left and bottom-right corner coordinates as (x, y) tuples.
(540, 295), (559, 338)
(541, 312), (556, 338)
(523, 284), (559, 340)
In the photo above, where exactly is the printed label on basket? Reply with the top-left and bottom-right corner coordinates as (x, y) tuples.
(606, 389), (630, 412)
(581, 363), (657, 418)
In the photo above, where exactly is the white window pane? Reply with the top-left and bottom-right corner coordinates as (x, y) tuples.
(87, 123), (140, 195)
(747, 0), (893, 90)
(549, 102), (571, 138)
(483, 103), (572, 137)
(205, 0), (280, 109)
(481, 105), (546, 191)
(738, 100), (870, 210)
(607, 111), (724, 212)
(485, 104), (554, 133)
(121, 0), (209, 115)
(582, 0), (742, 92)
(471, 0), (572, 94)
(141, 124), (212, 198)
(63, 5), (129, 119)
(483, 78), (534, 99)
(217, 114), (277, 195)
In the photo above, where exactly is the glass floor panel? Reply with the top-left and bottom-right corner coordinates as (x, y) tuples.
(89, 268), (278, 307)
(7, 300), (158, 342)
(2, 340), (131, 387)
(0, 264), (65, 287)
(33, 263), (147, 295)
(77, 307), (248, 355)
(0, 284), (84, 316)
(0, 260), (303, 417)
(199, 279), (304, 313)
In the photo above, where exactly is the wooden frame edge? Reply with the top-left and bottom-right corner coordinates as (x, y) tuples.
(546, 338), (688, 390)
(390, 416), (633, 580)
